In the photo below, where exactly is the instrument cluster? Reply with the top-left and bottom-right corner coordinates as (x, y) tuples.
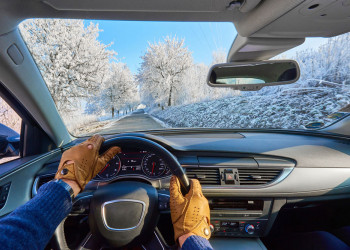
(94, 148), (171, 181)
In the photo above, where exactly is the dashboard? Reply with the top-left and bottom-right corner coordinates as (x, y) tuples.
(3, 131), (350, 242)
(94, 149), (171, 181)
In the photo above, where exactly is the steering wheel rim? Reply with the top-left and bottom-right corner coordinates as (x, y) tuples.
(100, 135), (190, 193)
(55, 135), (190, 249)
(55, 136), (190, 249)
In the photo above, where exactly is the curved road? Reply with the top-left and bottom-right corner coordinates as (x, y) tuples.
(100, 111), (164, 134)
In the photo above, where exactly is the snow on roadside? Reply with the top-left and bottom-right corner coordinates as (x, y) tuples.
(152, 80), (350, 130)
(150, 115), (170, 128)
(69, 118), (111, 136)
(71, 113), (134, 136)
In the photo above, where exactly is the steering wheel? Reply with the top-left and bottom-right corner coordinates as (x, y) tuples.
(54, 136), (190, 249)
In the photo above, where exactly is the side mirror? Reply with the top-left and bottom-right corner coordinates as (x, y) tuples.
(207, 60), (300, 91)
(0, 124), (20, 158)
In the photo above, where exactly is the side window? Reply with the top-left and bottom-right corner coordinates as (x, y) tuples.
(0, 97), (21, 164)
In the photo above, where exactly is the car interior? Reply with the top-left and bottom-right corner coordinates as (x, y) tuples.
(0, 0), (350, 249)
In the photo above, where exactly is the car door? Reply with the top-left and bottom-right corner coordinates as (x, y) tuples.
(0, 82), (62, 217)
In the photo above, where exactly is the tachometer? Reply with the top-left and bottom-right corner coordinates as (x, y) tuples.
(97, 155), (121, 179)
(142, 154), (166, 177)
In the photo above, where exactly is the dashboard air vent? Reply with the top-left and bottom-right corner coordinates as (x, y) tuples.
(238, 169), (282, 185)
(36, 175), (54, 190)
(185, 168), (220, 185)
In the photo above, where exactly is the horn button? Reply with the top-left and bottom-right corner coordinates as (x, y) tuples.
(89, 181), (159, 248)
(102, 199), (145, 230)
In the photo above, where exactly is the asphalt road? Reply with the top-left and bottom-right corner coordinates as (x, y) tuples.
(100, 111), (164, 134)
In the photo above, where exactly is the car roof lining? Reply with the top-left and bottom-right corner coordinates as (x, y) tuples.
(0, 0), (348, 35)
(228, 0), (350, 61)
(0, 0), (349, 63)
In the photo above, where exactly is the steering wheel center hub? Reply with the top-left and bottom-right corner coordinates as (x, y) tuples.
(89, 181), (159, 248)
(102, 199), (145, 231)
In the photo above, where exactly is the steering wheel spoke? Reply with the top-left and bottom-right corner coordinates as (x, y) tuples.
(142, 230), (175, 250)
(158, 192), (170, 212)
(77, 232), (102, 250)
(70, 193), (93, 215)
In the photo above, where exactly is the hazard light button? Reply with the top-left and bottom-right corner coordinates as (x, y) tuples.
(224, 169), (239, 184)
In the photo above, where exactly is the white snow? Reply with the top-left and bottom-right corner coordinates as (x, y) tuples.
(0, 97), (21, 133)
(152, 80), (350, 130)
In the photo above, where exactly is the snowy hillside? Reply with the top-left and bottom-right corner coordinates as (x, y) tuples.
(152, 80), (350, 130)
(152, 33), (350, 131)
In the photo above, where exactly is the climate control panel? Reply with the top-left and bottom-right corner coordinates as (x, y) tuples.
(210, 220), (267, 237)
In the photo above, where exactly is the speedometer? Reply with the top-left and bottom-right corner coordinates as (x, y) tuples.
(142, 154), (166, 177)
(97, 155), (121, 179)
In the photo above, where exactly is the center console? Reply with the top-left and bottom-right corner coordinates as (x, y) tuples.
(210, 238), (267, 250)
(208, 198), (272, 237)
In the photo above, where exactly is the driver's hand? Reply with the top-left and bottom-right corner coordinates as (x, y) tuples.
(170, 176), (211, 244)
(55, 135), (121, 192)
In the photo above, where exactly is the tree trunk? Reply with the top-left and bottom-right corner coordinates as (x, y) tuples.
(168, 85), (173, 106)
(112, 107), (115, 118)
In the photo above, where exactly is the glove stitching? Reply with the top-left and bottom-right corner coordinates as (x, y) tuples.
(182, 186), (195, 234)
(192, 216), (209, 235)
(173, 197), (187, 225)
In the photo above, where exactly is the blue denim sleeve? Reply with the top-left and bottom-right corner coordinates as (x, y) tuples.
(0, 182), (72, 250)
(182, 235), (214, 250)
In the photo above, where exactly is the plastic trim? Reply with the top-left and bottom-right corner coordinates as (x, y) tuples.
(154, 231), (165, 250)
(0, 148), (60, 180)
(32, 173), (55, 196)
(202, 167), (293, 190)
(91, 173), (171, 183)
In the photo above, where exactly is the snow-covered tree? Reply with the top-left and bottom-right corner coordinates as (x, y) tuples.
(0, 98), (21, 133)
(86, 62), (140, 118)
(19, 19), (116, 115)
(180, 49), (239, 104)
(295, 33), (350, 84)
(211, 49), (227, 65)
(138, 36), (193, 108)
(103, 62), (140, 117)
(180, 63), (210, 104)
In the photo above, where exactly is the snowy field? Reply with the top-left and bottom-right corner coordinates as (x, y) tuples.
(152, 80), (350, 130)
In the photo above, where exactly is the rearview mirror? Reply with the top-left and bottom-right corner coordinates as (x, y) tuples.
(207, 60), (300, 91)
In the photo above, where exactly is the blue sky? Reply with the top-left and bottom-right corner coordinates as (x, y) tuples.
(92, 21), (237, 73)
(92, 20), (329, 74)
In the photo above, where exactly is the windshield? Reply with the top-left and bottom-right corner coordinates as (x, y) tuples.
(20, 19), (350, 136)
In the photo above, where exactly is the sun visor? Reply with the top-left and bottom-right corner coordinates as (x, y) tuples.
(43, 0), (228, 12)
(227, 35), (305, 62)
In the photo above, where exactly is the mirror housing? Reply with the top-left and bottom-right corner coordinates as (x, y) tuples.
(207, 60), (300, 91)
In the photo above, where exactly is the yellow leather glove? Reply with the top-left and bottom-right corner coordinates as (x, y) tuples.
(55, 135), (121, 190)
(170, 175), (211, 243)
